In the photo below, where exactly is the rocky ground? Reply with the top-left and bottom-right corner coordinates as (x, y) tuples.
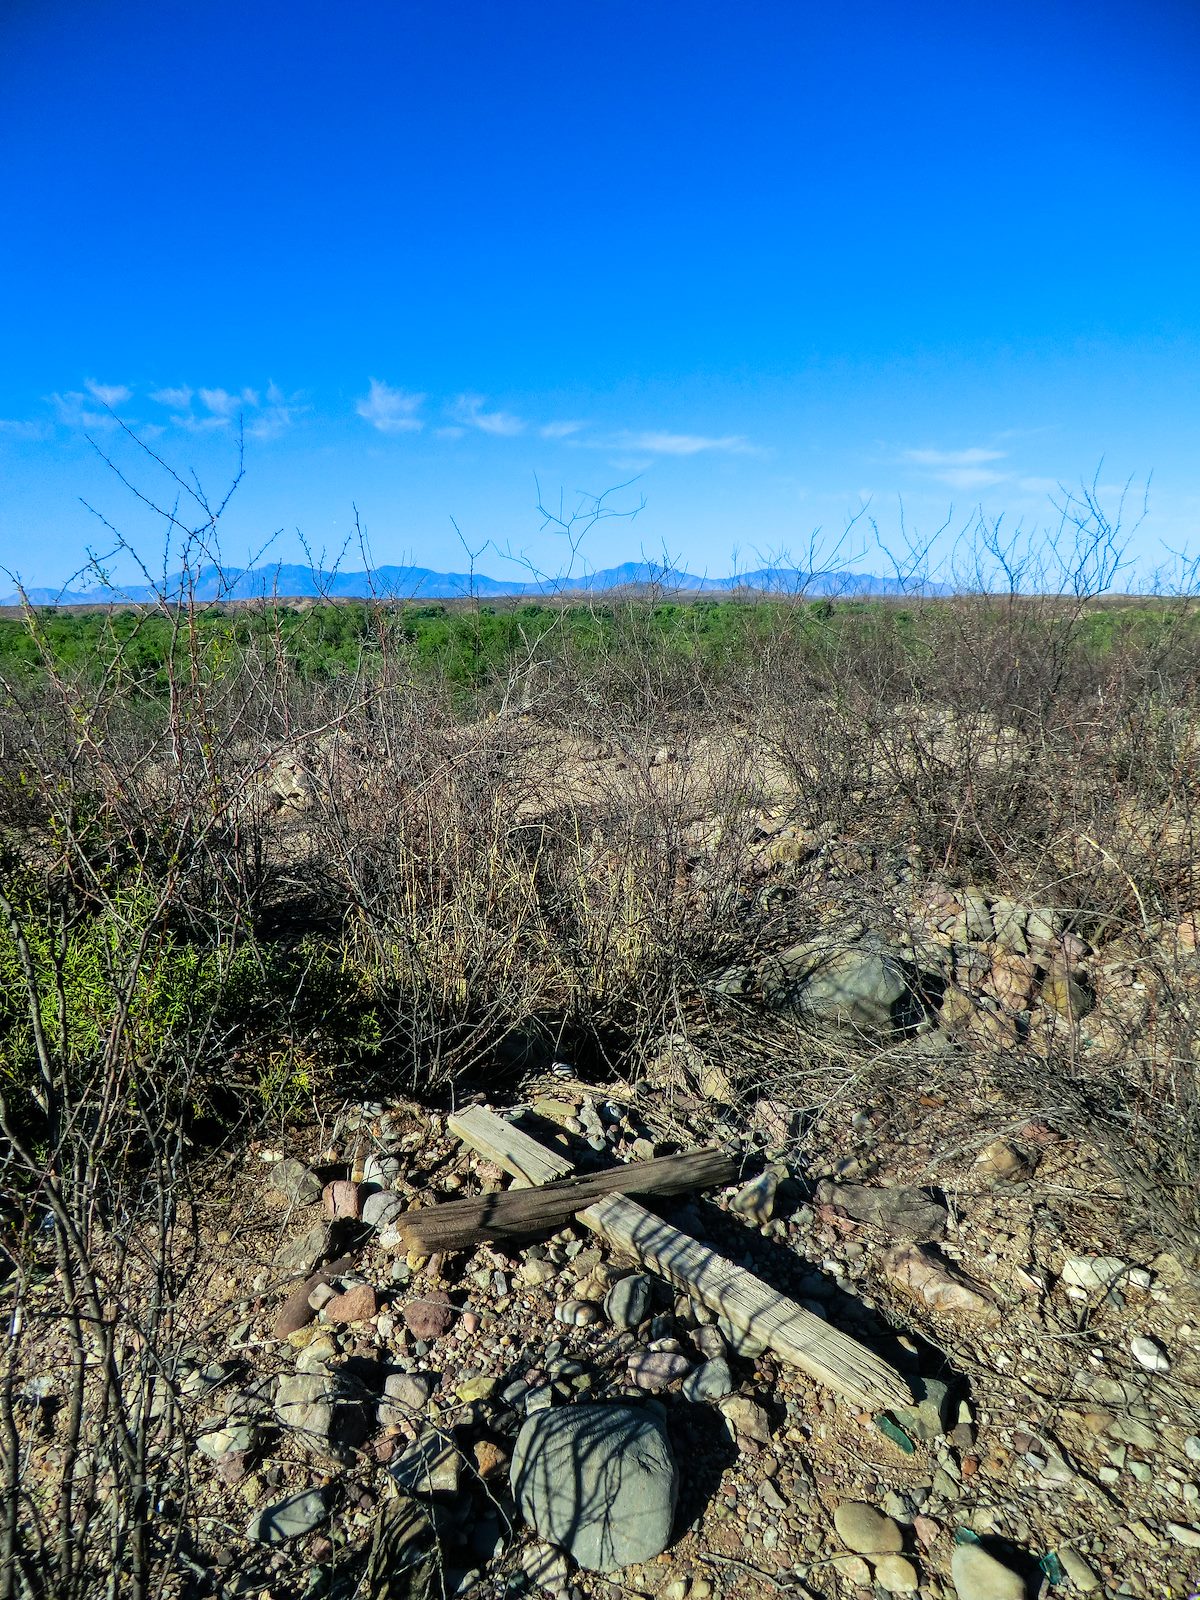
(16, 818), (1200, 1600)
(123, 1021), (1200, 1600)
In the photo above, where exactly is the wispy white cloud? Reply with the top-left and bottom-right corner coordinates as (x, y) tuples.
(901, 446), (1006, 468)
(47, 391), (120, 430)
(899, 445), (1009, 491)
(172, 413), (230, 433)
(199, 386), (259, 418)
(356, 378), (425, 434)
(246, 381), (306, 441)
(452, 394), (525, 436)
(0, 418), (51, 440)
(540, 419), (587, 439)
(14, 376), (299, 444)
(144, 380), (302, 438)
(150, 384), (194, 409)
(595, 429), (756, 457)
(85, 378), (132, 408)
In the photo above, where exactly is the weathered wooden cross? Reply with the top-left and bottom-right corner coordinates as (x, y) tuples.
(424, 1103), (911, 1412)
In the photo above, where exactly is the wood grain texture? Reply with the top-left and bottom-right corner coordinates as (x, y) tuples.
(399, 1148), (737, 1252)
(579, 1192), (912, 1410)
(447, 1107), (575, 1185)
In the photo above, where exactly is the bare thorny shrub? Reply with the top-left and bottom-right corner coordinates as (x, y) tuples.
(0, 435), (1198, 1595)
(296, 601), (775, 1085)
(745, 487), (1200, 1253)
(0, 438), (409, 1596)
(0, 449), (782, 1596)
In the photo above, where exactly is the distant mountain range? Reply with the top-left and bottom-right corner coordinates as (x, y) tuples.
(1, 560), (941, 607)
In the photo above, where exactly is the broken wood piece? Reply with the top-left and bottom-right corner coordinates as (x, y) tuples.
(399, 1148), (738, 1253)
(579, 1193), (912, 1411)
(449, 1106), (911, 1412)
(447, 1106), (574, 1185)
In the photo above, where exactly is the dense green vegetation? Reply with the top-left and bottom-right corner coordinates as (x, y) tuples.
(0, 599), (802, 692)
(3, 594), (1198, 709)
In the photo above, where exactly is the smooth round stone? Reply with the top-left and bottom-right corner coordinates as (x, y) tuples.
(833, 1501), (903, 1555)
(682, 1356), (733, 1403)
(554, 1299), (602, 1327)
(604, 1273), (653, 1331)
(510, 1403), (678, 1571)
(362, 1152), (401, 1187)
(692, 1325), (727, 1359)
(950, 1543), (1026, 1600)
(875, 1552), (919, 1592)
(628, 1351), (691, 1391)
(828, 1553), (872, 1584)
(362, 1189), (404, 1229)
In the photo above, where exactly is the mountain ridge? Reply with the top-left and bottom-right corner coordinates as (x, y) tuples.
(1, 560), (940, 607)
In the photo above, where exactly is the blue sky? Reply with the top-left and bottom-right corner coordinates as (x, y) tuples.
(2, 0), (1198, 589)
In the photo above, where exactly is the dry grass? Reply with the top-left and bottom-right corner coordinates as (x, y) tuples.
(1, 471), (1199, 1593)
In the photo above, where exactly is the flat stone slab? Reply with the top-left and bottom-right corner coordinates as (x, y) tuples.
(247, 1487), (328, 1545)
(511, 1402), (678, 1571)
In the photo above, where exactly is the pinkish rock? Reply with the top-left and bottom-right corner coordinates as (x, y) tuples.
(213, 1450), (248, 1486)
(323, 1180), (363, 1220)
(880, 1244), (998, 1319)
(325, 1283), (378, 1323)
(627, 1351), (692, 1391)
(272, 1252), (357, 1340)
(403, 1290), (454, 1341)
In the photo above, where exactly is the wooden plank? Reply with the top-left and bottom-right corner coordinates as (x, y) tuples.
(578, 1192), (912, 1411)
(447, 1106), (574, 1185)
(400, 1148), (737, 1253)
(450, 1106), (911, 1411)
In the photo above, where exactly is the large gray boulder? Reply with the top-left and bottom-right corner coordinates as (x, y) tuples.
(511, 1403), (678, 1571)
(765, 938), (915, 1031)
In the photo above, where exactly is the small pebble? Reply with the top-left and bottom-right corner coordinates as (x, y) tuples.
(1130, 1334), (1170, 1374)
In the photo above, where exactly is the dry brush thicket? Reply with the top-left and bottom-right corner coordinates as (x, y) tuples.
(1, 493), (1199, 1595)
